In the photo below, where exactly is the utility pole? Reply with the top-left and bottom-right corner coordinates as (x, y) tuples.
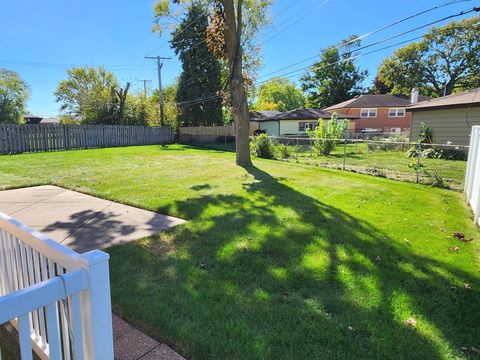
(137, 79), (151, 98)
(145, 56), (171, 125)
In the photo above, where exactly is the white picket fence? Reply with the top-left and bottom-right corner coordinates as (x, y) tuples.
(465, 125), (480, 225)
(0, 124), (174, 155)
(0, 212), (114, 359)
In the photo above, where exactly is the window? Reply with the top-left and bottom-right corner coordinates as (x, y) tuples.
(388, 108), (405, 117)
(299, 122), (317, 132)
(360, 108), (377, 118)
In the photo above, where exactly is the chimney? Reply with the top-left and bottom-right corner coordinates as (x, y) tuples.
(410, 88), (419, 104)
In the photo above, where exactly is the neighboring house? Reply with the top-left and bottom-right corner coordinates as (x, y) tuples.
(407, 88), (480, 145)
(23, 116), (61, 124)
(253, 108), (355, 137)
(324, 89), (429, 135)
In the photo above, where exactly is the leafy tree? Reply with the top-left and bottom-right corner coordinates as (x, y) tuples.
(301, 36), (367, 109)
(253, 77), (305, 111)
(0, 68), (29, 124)
(306, 113), (349, 156)
(153, 0), (272, 165)
(377, 17), (480, 96)
(55, 66), (147, 125)
(171, 2), (223, 126)
(367, 75), (393, 95)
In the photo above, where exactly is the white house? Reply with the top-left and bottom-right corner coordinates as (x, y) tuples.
(252, 108), (355, 137)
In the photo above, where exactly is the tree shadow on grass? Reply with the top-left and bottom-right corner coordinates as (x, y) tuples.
(108, 165), (480, 360)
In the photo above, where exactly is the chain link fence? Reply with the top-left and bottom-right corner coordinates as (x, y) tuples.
(179, 134), (468, 190)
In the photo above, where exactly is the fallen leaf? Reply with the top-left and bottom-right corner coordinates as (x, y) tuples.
(404, 239), (412, 246)
(464, 283), (471, 289)
(405, 317), (417, 328)
(449, 246), (461, 252)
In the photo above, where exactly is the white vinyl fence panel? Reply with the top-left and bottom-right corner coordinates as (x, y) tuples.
(0, 124), (174, 155)
(465, 126), (480, 225)
(0, 212), (114, 359)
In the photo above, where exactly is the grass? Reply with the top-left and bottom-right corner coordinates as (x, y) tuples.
(0, 145), (479, 359)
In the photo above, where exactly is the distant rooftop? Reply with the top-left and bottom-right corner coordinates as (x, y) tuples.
(407, 88), (480, 111)
(250, 108), (355, 122)
(325, 94), (430, 110)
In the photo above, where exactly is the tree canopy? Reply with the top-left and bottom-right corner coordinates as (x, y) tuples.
(377, 17), (480, 97)
(171, 2), (223, 126)
(301, 35), (367, 109)
(253, 77), (305, 111)
(55, 66), (148, 125)
(0, 68), (29, 124)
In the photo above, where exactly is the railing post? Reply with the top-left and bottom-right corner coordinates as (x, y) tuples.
(79, 250), (114, 360)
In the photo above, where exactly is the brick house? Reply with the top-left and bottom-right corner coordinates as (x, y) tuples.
(324, 89), (429, 136)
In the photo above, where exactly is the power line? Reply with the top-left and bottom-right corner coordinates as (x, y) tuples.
(263, 0), (332, 44)
(146, 6), (211, 56)
(169, 5), (479, 108)
(257, 6), (479, 83)
(0, 59), (148, 70)
(174, 0), (476, 93)
(258, 0), (475, 80)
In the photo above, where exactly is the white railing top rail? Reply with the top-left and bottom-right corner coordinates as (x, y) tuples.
(0, 212), (87, 271)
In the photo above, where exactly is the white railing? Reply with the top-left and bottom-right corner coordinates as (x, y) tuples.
(0, 212), (114, 359)
(465, 126), (480, 225)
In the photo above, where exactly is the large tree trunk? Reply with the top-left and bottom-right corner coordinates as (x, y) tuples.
(223, 0), (252, 166)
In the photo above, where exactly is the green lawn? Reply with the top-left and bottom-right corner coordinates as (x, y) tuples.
(0, 145), (479, 359)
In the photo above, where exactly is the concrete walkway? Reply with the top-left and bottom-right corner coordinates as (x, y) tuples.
(0, 185), (186, 253)
(0, 185), (187, 360)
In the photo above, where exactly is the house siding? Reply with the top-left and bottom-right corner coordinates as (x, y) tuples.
(260, 121), (280, 136)
(410, 107), (480, 145)
(329, 107), (412, 133)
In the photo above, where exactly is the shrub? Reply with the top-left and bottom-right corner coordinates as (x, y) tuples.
(366, 135), (408, 152)
(441, 147), (467, 160)
(419, 122), (433, 144)
(307, 113), (349, 156)
(275, 144), (293, 159)
(250, 134), (276, 159)
(406, 146), (467, 160)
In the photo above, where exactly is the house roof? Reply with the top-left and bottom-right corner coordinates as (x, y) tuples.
(254, 108), (355, 122)
(407, 88), (480, 111)
(250, 110), (282, 121)
(324, 94), (430, 110)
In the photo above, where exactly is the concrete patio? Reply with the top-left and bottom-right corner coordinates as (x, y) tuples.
(0, 185), (186, 253)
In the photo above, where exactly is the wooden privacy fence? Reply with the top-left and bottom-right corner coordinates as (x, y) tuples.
(0, 124), (174, 155)
(465, 125), (480, 225)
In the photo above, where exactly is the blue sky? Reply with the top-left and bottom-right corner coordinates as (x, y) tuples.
(0, 0), (476, 116)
